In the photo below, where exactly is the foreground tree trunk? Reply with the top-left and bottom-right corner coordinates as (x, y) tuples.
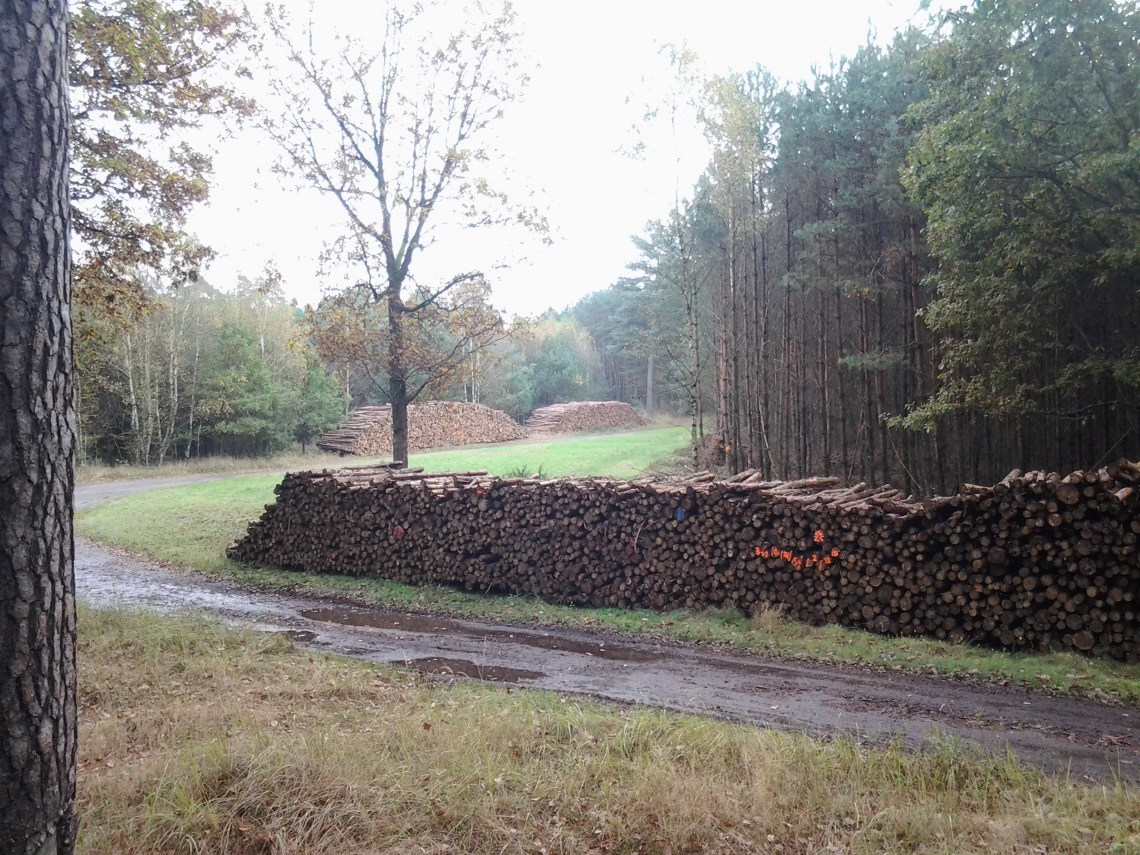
(0, 1), (78, 853)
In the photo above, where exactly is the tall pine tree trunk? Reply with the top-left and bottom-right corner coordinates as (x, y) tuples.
(728, 226), (743, 473)
(0, 1), (78, 852)
(645, 354), (654, 416)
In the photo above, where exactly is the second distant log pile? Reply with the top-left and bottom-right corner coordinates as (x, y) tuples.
(316, 402), (526, 456)
(525, 401), (645, 434)
(229, 460), (1140, 660)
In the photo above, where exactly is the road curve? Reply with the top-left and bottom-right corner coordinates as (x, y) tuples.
(76, 478), (1140, 784)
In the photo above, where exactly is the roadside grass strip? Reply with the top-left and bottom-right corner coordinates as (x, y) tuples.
(77, 607), (1140, 855)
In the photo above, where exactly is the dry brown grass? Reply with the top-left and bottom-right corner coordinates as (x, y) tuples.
(751, 603), (811, 643)
(75, 448), (359, 485)
(77, 607), (1140, 855)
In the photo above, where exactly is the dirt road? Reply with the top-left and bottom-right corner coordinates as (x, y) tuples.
(76, 478), (1140, 784)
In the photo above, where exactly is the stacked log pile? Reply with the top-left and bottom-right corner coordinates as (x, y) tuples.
(525, 401), (644, 434)
(228, 461), (1140, 660)
(316, 402), (526, 456)
(316, 407), (391, 455)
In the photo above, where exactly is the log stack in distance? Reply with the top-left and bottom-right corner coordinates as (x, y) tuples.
(525, 401), (645, 434)
(316, 401), (527, 456)
(227, 461), (1140, 660)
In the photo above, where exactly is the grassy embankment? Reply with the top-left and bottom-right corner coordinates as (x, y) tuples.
(77, 425), (1140, 703)
(77, 607), (1140, 854)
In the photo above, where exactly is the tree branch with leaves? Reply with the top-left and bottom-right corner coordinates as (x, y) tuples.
(69, 0), (253, 325)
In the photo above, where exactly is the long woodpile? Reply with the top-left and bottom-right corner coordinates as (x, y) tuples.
(316, 402), (526, 456)
(228, 460), (1140, 660)
(525, 401), (644, 434)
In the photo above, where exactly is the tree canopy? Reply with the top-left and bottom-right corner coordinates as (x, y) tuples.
(903, 0), (1140, 427)
(70, 0), (252, 324)
(564, 3), (1139, 490)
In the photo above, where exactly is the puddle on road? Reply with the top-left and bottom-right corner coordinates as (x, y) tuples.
(301, 606), (662, 662)
(720, 661), (797, 678)
(279, 629), (318, 643)
(479, 629), (662, 662)
(395, 657), (542, 683)
(302, 607), (460, 633)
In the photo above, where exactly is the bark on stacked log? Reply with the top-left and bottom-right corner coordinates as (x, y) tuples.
(525, 401), (645, 434)
(228, 460), (1140, 660)
(316, 402), (526, 456)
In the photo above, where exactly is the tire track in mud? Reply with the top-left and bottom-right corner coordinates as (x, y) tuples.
(76, 480), (1140, 784)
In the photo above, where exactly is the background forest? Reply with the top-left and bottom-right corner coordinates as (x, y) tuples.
(75, 0), (1140, 496)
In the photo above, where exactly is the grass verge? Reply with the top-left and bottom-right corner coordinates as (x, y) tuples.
(78, 606), (1140, 855)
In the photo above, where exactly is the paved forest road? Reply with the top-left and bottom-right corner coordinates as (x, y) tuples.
(76, 478), (1140, 784)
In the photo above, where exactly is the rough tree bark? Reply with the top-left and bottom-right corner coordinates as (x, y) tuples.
(387, 291), (409, 466)
(0, 1), (78, 853)
(645, 353), (654, 417)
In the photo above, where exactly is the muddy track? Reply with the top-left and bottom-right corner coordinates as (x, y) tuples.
(76, 479), (1140, 784)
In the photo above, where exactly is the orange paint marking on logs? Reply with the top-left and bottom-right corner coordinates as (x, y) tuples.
(750, 531), (840, 572)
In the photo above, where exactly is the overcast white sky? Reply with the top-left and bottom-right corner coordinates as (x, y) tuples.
(187, 0), (942, 316)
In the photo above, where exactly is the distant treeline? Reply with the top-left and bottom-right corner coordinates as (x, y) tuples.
(76, 274), (615, 464)
(76, 276), (349, 463)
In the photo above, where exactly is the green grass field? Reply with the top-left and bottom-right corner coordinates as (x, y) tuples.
(76, 426), (1140, 703)
(406, 425), (691, 478)
(76, 423), (691, 484)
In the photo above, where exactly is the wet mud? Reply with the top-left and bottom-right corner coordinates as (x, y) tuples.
(76, 479), (1140, 785)
(395, 657), (543, 683)
(302, 605), (659, 663)
(278, 629), (318, 643)
(301, 607), (460, 633)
